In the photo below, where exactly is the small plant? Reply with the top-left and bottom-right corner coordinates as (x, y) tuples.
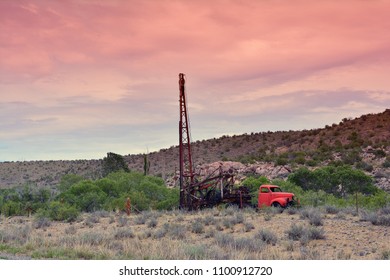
(264, 212), (273, 221)
(307, 227), (326, 240)
(243, 222), (255, 232)
(33, 217), (51, 229)
(235, 237), (264, 252)
(222, 217), (233, 228)
(380, 250), (390, 260)
(233, 212), (245, 224)
(168, 223), (187, 240)
(114, 228), (135, 239)
(223, 205), (237, 216)
(308, 212), (323, 226)
(81, 232), (105, 246)
(147, 218), (158, 228)
(117, 216), (128, 227)
(65, 225), (77, 235)
(255, 229), (278, 245)
(380, 206), (390, 215)
(203, 215), (216, 226)
(93, 210), (110, 218)
(204, 229), (215, 238)
(191, 219), (205, 234)
(85, 214), (100, 227)
(325, 205), (340, 214)
(214, 233), (234, 248)
(215, 222), (224, 231)
(286, 224), (305, 241)
(286, 241), (294, 252)
(300, 208), (323, 226)
(374, 215), (390, 226)
(153, 228), (167, 239)
(287, 207), (298, 215)
(134, 214), (147, 225)
(360, 209), (390, 226)
(335, 212), (346, 220)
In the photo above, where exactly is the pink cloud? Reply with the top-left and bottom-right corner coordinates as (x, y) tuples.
(1, 0), (390, 160)
(2, 0), (390, 84)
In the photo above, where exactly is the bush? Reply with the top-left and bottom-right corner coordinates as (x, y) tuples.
(1, 201), (23, 217)
(325, 205), (340, 214)
(58, 174), (84, 192)
(114, 228), (135, 239)
(241, 176), (270, 205)
(288, 165), (377, 197)
(307, 227), (325, 240)
(286, 224), (305, 241)
(37, 201), (79, 222)
(58, 171), (179, 213)
(33, 216), (51, 229)
(255, 229), (278, 245)
(147, 217), (158, 228)
(191, 219), (205, 234)
(308, 212), (323, 226)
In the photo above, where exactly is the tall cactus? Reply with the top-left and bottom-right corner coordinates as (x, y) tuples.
(143, 154), (150, 176)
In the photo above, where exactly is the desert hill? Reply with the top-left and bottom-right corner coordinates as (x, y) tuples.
(0, 109), (389, 191)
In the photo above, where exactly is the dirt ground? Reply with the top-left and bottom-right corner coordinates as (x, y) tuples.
(0, 207), (389, 260)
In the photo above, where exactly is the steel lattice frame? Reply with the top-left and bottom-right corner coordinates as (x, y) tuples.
(179, 73), (194, 209)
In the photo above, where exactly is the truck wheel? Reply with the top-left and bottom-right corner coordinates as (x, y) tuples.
(272, 202), (281, 208)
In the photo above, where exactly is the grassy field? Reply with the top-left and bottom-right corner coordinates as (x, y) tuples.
(0, 206), (389, 260)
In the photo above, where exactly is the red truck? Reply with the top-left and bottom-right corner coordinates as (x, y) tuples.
(258, 184), (299, 208)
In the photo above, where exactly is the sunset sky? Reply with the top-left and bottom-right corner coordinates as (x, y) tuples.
(1, 0), (390, 161)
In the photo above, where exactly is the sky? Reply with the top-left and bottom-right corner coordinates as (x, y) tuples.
(1, 0), (390, 161)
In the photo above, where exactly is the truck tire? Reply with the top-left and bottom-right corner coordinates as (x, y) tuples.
(272, 202), (281, 208)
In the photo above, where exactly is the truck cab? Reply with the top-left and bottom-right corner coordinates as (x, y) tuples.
(258, 184), (298, 208)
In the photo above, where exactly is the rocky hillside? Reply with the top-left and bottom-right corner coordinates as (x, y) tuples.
(0, 109), (389, 191)
(127, 109), (390, 191)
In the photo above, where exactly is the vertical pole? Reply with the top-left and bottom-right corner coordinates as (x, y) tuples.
(179, 73), (193, 210)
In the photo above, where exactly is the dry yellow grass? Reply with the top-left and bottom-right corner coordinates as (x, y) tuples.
(0, 207), (389, 260)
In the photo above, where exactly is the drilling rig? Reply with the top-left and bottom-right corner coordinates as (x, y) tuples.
(178, 73), (251, 210)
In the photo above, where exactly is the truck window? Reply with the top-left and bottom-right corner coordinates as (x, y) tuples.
(271, 187), (282, 192)
(261, 188), (269, 193)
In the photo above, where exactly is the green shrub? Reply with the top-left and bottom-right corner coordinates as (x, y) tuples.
(242, 176), (269, 205)
(1, 201), (23, 217)
(58, 174), (84, 192)
(288, 165), (377, 197)
(37, 201), (79, 222)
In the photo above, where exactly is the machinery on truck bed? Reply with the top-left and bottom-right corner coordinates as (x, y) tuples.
(178, 73), (298, 210)
(178, 73), (251, 210)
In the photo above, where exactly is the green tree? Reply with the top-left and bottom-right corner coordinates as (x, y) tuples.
(58, 174), (84, 192)
(60, 181), (107, 212)
(288, 167), (317, 191)
(38, 201), (79, 222)
(102, 152), (130, 176)
(242, 176), (269, 205)
(288, 165), (377, 197)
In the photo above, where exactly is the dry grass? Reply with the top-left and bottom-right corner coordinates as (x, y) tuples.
(0, 207), (389, 260)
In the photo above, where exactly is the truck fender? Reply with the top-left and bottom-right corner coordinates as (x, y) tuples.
(271, 198), (288, 208)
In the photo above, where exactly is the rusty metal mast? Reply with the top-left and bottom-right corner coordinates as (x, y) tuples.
(179, 73), (194, 209)
(178, 73), (251, 210)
